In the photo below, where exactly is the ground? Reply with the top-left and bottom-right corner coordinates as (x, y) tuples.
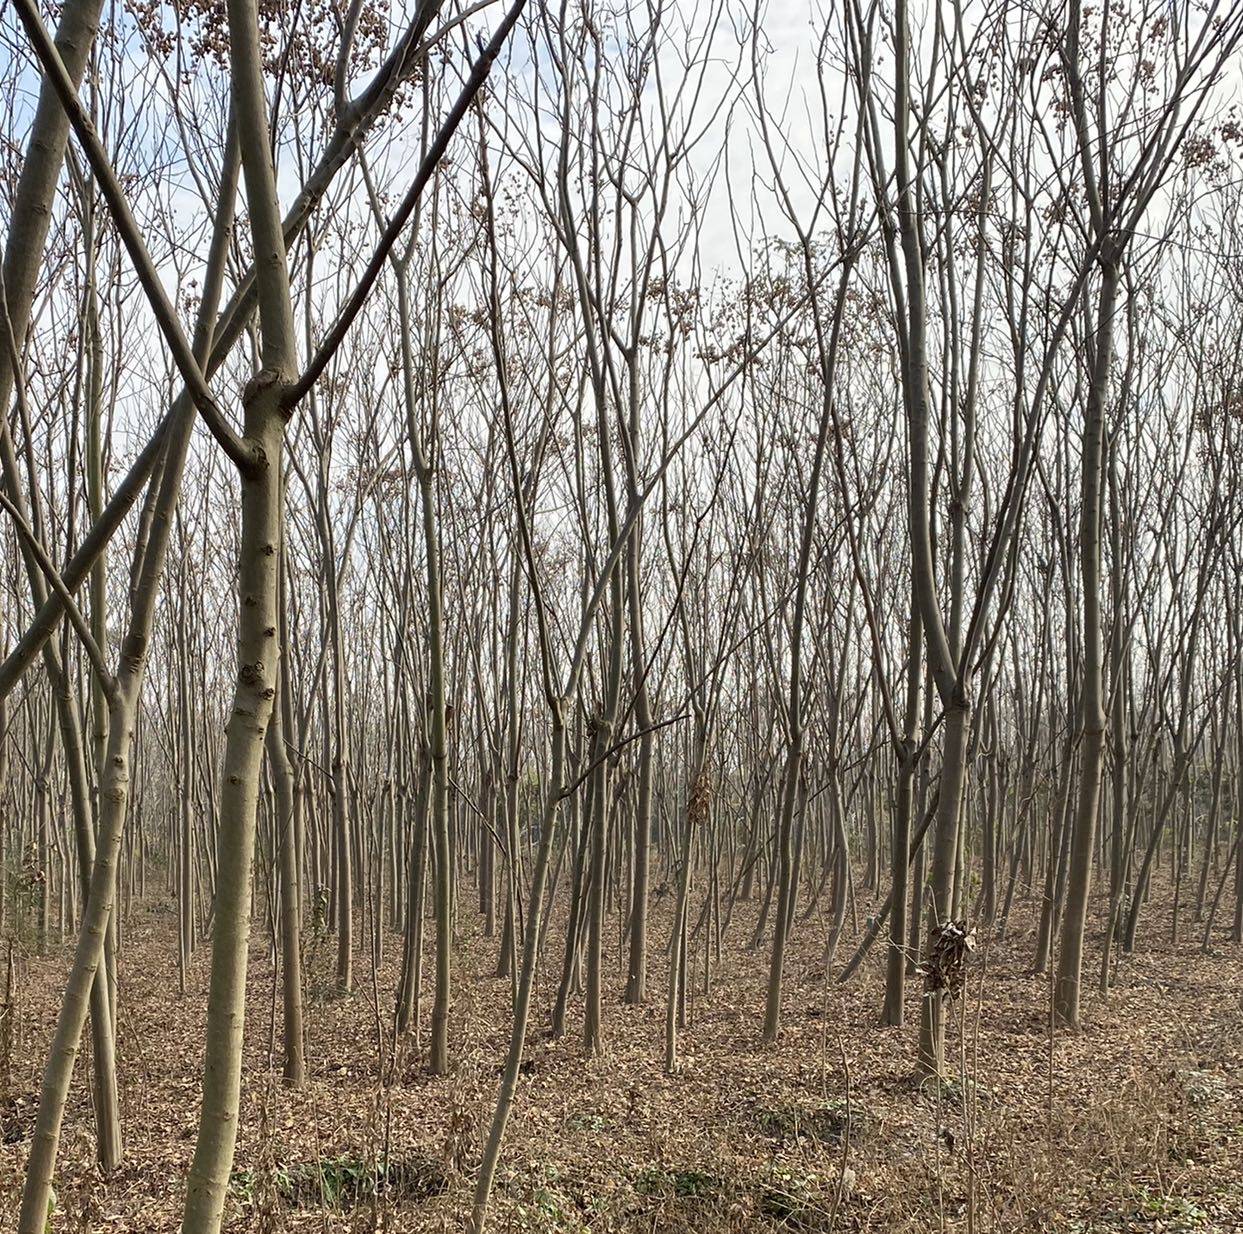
(1, 883), (1240, 1232)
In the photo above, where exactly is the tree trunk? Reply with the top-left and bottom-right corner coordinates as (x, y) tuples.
(1055, 258), (1119, 1027)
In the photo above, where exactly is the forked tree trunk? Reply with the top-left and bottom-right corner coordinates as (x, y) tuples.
(0, 0), (121, 1174)
(181, 0), (297, 1220)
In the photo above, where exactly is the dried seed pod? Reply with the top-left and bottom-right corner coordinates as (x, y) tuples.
(920, 919), (976, 1000)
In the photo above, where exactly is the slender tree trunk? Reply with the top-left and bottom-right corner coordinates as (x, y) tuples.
(584, 721), (611, 1056)
(268, 596), (305, 1086)
(916, 697), (970, 1080)
(1099, 440), (1128, 993)
(1055, 258), (1119, 1027)
(470, 713), (565, 1234)
(763, 735), (802, 1043)
(423, 460), (453, 1076)
(883, 600), (922, 1026)
(396, 749), (430, 1036)
(181, 397), (285, 1232)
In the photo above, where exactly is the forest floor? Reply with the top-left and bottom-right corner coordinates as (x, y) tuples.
(1, 882), (1241, 1233)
